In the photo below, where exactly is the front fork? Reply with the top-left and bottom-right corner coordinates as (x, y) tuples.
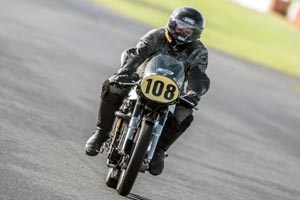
(118, 98), (143, 155)
(145, 108), (169, 164)
(117, 98), (173, 168)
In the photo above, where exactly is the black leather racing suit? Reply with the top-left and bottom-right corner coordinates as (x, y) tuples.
(97, 27), (210, 151)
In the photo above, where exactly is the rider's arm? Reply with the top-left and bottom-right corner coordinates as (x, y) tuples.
(117, 28), (163, 76)
(186, 44), (210, 103)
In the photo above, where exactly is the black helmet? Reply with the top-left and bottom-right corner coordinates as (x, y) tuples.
(166, 7), (205, 46)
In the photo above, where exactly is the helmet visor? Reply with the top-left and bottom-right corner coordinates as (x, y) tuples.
(174, 19), (202, 42)
(175, 24), (194, 38)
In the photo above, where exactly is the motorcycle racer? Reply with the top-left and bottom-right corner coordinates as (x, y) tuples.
(85, 6), (210, 176)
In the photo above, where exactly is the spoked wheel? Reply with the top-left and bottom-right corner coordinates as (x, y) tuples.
(116, 119), (153, 196)
(105, 168), (120, 189)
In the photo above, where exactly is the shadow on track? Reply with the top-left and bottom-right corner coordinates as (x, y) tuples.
(126, 193), (152, 200)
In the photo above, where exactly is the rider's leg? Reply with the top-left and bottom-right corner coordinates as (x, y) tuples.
(85, 79), (128, 156)
(149, 105), (194, 175)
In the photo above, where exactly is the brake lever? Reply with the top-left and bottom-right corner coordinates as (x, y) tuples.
(179, 96), (199, 110)
(117, 79), (141, 86)
(117, 82), (138, 86)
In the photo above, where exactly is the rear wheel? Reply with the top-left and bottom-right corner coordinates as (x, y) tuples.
(116, 119), (153, 196)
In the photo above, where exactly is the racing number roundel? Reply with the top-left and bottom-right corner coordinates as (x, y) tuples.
(140, 75), (179, 103)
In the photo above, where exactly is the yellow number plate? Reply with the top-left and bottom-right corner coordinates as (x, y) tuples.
(140, 74), (179, 104)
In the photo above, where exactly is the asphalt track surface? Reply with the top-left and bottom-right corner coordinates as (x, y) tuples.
(1, 0), (300, 199)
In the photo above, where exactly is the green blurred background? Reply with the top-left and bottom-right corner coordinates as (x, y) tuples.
(94, 0), (300, 77)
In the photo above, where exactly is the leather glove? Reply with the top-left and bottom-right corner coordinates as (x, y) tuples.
(108, 72), (140, 84)
(108, 74), (132, 84)
(181, 91), (200, 109)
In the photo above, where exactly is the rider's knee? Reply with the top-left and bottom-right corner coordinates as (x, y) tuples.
(100, 79), (129, 105)
(173, 105), (194, 131)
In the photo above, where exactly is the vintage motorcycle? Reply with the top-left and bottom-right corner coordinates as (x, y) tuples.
(101, 54), (195, 196)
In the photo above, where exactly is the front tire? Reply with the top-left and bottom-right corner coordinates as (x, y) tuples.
(116, 119), (153, 196)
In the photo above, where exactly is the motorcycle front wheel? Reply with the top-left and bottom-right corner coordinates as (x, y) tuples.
(116, 119), (153, 196)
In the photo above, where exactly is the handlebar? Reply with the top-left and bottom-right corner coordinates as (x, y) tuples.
(113, 81), (198, 110)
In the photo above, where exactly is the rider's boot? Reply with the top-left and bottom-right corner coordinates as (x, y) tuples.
(148, 128), (183, 175)
(148, 147), (166, 176)
(85, 100), (120, 156)
(148, 115), (193, 175)
(85, 128), (110, 156)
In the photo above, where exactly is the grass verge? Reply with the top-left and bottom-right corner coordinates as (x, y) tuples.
(93, 0), (300, 77)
